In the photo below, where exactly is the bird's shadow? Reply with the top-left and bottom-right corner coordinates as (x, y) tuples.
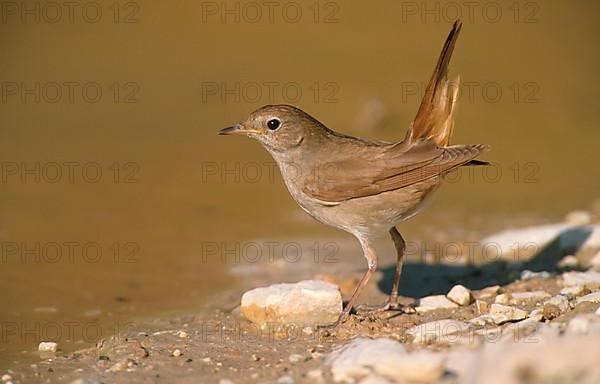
(377, 227), (594, 298)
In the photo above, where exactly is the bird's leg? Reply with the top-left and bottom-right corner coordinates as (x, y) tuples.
(356, 227), (406, 314)
(317, 238), (378, 329)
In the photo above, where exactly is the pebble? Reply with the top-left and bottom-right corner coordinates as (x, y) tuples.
(560, 285), (587, 296)
(288, 354), (304, 364)
(562, 271), (600, 290)
(476, 300), (489, 315)
(276, 375), (294, 384)
(326, 338), (445, 383)
(565, 210), (592, 225)
(494, 294), (511, 304)
(544, 295), (570, 313)
(306, 369), (323, 382)
(415, 295), (459, 313)
(520, 270), (551, 281)
(510, 291), (551, 302)
(407, 319), (470, 344)
(240, 280), (342, 326)
(477, 285), (501, 299)
(172, 349), (182, 357)
(558, 255), (580, 269)
(468, 314), (496, 327)
(178, 331), (188, 338)
(489, 304), (528, 324)
(1, 375), (12, 382)
(528, 308), (544, 322)
(596, 307), (600, 316)
(447, 285), (472, 306)
(38, 342), (58, 353)
(218, 380), (234, 384)
(566, 314), (598, 335)
(576, 291), (600, 304)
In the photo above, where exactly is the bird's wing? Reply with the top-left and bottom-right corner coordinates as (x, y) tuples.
(302, 142), (488, 203)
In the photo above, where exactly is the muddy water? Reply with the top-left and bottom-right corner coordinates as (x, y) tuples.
(1, 0), (599, 369)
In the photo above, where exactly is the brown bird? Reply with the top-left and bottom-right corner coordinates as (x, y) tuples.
(219, 20), (489, 327)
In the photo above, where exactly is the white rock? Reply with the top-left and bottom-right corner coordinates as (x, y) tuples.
(558, 255), (580, 268)
(595, 307), (600, 316)
(560, 285), (586, 296)
(468, 314), (496, 327)
(240, 280), (342, 326)
(218, 380), (234, 384)
(288, 354), (304, 364)
(477, 285), (501, 298)
(172, 349), (182, 357)
(38, 342), (57, 353)
(416, 295), (459, 313)
(276, 375), (294, 384)
(306, 369), (324, 382)
(543, 295), (570, 313)
(562, 271), (600, 290)
(447, 285), (472, 306)
(326, 338), (445, 383)
(566, 314), (598, 335)
(577, 291), (600, 304)
(1, 375), (12, 382)
(528, 308), (544, 322)
(510, 291), (551, 302)
(407, 319), (471, 344)
(494, 294), (512, 304)
(520, 270), (551, 280)
(565, 210), (592, 226)
(489, 304), (528, 324)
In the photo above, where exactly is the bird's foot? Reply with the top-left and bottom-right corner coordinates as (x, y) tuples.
(355, 296), (415, 316)
(316, 311), (349, 332)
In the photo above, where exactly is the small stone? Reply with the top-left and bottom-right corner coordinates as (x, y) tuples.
(327, 338), (444, 383)
(489, 304), (528, 324)
(38, 342), (58, 353)
(447, 285), (472, 306)
(302, 327), (313, 335)
(201, 357), (211, 363)
(566, 314), (597, 335)
(577, 291), (600, 304)
(596, 307), (600, 316)
(219, 380), (234, 384)
(288, 354), (304, 364)
(565, 210), (592, 225)
(178, 331), (188, 338)
(520, 270), (551, 281)
(475, 300), (489, 315)
(415, 295), (458, 313)
(544, 295), (570, 313)
(306, 369), (323, 381)
(560, 285), (587, 296)
(494, 294), (512, 304)
(407, 319), (470, 344)
(468, 314), (496, 327)
(477, 285), (501, 299)
(1, 375), (12, 382)
(558, 255), (580, 269)
(172, 349), (182, 357)
(240, 280), (342, 326)
(251, 354), (260, 362)
(529, 308), (544, 322)
(562, 271), (600, 290)
(542, 304), (561, 320)
(276, 375), (294, 384)
(510, 291), (551, 302)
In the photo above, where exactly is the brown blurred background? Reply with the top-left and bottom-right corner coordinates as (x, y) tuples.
(1, 0), (599, 368)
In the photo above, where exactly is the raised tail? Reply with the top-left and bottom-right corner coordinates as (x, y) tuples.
(406, 20), (462, 147)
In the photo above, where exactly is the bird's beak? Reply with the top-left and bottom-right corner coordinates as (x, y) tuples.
(218, 124), (263, 136)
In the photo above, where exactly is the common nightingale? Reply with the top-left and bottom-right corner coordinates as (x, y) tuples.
(219, 20), (489, 327)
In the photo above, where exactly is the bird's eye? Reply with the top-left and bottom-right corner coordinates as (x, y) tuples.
(267, 118), (281, 130)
